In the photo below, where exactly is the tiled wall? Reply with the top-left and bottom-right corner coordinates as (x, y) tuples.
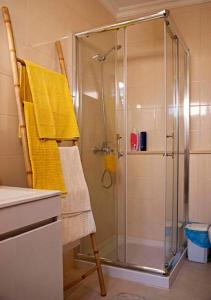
(0, 0), (113, 187)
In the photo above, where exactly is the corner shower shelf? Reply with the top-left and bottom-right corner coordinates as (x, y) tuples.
(127, 151), (188, 155)
(190, 150), (211, 154)
(127, 151), (165, 155)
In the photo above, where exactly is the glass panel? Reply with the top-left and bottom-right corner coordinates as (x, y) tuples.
(115, 28), (127, 263)
(164, 30), (188, 269)
(165, 29), (179, 266)
(76, 29), (126, 263)
(126, 19), (166, 270)
(177, 43), (187, 250)
(74, 18), (189, 274)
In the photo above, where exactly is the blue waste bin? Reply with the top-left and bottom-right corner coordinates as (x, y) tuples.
(185, 223), (211, 263)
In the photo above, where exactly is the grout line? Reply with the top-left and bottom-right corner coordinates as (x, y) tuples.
(0, 113), (18, 118)
(0, 71), (12, 78)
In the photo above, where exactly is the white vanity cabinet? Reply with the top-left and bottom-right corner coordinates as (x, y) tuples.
(0, 186), (63, 300)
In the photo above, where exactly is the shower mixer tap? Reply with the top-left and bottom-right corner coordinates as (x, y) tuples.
(93, 143), (114, 154)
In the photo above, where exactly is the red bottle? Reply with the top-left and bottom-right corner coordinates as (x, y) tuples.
(130, 129), (138, 150)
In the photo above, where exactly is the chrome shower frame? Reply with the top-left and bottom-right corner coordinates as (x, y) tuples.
(72, 9), (190, 276)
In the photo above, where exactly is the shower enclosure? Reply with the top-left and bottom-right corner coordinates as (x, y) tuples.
(73, 10), (189, 275)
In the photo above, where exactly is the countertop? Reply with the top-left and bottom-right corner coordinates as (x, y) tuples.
(0, 186), (60, 209)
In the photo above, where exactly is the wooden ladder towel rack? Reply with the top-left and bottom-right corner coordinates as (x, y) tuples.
(2, 6), (106, 297)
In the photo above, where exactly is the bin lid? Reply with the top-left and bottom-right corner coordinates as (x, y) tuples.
(185, 223), (209, 231)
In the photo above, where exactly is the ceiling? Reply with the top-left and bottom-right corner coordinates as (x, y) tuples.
(99, 0), (210, 19)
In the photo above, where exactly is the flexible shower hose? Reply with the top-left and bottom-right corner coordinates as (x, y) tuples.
(101, 169), (113, 189)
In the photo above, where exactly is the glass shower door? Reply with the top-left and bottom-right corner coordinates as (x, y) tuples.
(75, 29), (126, 264)
(125, 18), (166, 271)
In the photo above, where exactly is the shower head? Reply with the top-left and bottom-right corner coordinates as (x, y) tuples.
(92, 44), (122, 62)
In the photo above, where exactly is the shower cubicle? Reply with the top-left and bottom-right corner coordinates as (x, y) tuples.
(73, 10), (189, 275)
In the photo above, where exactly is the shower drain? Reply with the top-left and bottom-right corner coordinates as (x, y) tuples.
(112, 293), (145, 300)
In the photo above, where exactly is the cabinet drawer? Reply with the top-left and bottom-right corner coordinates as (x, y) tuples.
(0, 220), (63, 300)
(0, 195), (61, 235)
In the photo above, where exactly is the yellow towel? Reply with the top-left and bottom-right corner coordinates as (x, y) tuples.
(20, 62), (33, 103)
(24, 101), (66, 192)
(104, 154), (116, 173)
(24, 60), (80, 140)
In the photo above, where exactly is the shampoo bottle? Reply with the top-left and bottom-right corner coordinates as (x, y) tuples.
(140, 131), (147, 151)
(130, 129), (138, 151)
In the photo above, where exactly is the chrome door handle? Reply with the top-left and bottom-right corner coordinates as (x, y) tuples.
(166, 132), (174, 158)
(117, 134), (124, 159)
(166, 133), (174, 139)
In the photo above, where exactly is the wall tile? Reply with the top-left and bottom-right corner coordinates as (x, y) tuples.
(0, 154), (26, 187)
(0, 74), (17, 116)
(190, 81), (200, 106)
(0, 115), (22, 156)
(200, 81), (211, 105)
(0, 0), (27, 76)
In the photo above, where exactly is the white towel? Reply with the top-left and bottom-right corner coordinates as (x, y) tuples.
(62, 211), (96, 245)
(59, 146), (91, 214)
(59, 146), (96, 245)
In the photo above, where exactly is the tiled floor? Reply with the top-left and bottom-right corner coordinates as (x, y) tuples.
(65, 259), (211, 300)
